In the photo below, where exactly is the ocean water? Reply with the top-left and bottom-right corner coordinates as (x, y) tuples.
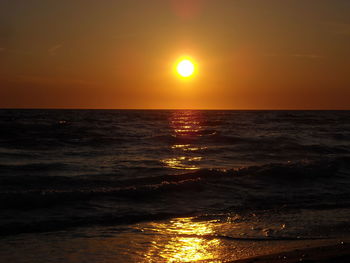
(0, 109), (350, 262)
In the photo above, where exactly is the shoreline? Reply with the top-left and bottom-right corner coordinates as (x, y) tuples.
(229, 240), (350, 263)
(0, 225), (349, 262)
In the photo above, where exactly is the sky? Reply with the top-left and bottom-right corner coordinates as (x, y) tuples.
(0, 0), (350, 109)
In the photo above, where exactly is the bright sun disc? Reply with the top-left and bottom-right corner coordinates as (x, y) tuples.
(177, 59), (195, 77)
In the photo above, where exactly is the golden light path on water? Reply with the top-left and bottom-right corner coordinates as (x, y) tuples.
(142, 218), (222, 262)
(136, 216), (331, 262)
(161, 111), (207, 171)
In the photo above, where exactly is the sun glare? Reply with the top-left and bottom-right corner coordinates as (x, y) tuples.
(176, 59), (195, 78)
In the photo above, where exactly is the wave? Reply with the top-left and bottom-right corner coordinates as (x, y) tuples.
(0, 162), (69, 172)
(0, 158), (349, 236)
(0, 211), (189, 236)
(1, 157), (349, 210)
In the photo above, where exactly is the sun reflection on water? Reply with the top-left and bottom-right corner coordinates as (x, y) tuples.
(143, 217), (222, 262)
(161, 111), (206, 171)
(162, 237), (220, 262)
(161, 157), (200, 170)
(171, 144), (207, 152)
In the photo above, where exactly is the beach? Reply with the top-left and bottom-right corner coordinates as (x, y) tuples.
(0, 222), (349, 262)
(231, 241), (350, 263)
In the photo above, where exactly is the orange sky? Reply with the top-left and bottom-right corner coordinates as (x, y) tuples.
(0, 0), (350, 109)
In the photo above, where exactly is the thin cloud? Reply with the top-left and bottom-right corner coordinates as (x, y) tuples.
(264, 53), (324, 59)
(48, 44), (63, 56)
(14, 75), (100, 86)
(291, 54), (324, 59)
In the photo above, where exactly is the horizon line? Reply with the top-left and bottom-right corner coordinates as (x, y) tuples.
(0, 107), (349, 111)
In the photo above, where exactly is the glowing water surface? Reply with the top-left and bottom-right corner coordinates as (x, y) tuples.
(161, 111), (205, 171)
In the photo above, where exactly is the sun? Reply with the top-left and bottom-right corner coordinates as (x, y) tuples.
(176, 59), (195, 78)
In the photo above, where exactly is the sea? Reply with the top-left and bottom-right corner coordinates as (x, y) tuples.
(0, 109), (350, 262)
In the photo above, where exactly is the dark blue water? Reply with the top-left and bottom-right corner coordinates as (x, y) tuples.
(0, 110), (350, 261)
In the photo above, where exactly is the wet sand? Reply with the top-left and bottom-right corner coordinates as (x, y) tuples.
(230, 241), (350, 263)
